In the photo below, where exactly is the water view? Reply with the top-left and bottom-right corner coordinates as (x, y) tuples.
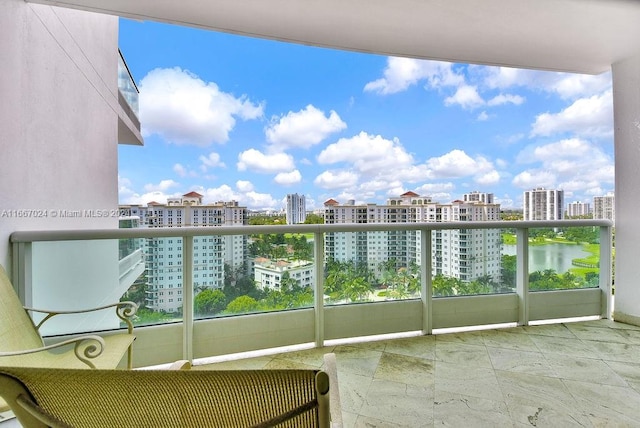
(502, 243), (591, 273)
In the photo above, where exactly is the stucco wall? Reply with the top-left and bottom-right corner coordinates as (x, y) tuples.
(612, 53), (640, 325)
(0, 1), (120, 275)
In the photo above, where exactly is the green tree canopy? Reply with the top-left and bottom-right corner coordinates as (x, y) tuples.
(194, 288), (227, 316)
(304, 213), (324, 224)
(225, 295), (261, 314)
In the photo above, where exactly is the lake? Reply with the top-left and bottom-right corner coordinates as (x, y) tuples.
(502, 243), (591, 273)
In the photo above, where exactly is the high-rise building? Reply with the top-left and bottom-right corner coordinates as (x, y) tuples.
(323, 191), (502, 283)
(286, 193), (307, 225)
(120, 192), (248, 313)
(463, 191), (494, 204)
(523, 188), (564, 221)
(593, 192), (615, 223)
(566, 201), (591, 218)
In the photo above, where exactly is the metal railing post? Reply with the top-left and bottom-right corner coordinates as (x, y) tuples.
(11, 242), (32, 305)
(516, 228), (529, 326)
(314, 231), (325, 347)
(421, 229), (432, 335)
(183, 235), (194, 362)
(599, 225), (613, 319)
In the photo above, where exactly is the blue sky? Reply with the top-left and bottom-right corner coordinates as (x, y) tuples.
(118, 19), (614, 211)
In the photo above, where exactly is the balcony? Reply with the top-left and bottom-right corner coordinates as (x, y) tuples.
(117, 49), (143, 146)
(4, 219), (620, 424)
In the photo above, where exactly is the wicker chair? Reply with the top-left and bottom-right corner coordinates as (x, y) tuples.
(0, 353), (342, 427)
(0, 264), (137, 414)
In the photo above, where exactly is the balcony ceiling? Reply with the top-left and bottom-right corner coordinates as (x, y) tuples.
(29, 0), (640, 74)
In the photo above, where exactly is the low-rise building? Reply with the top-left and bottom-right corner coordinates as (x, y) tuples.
(253, 257), (314, 291)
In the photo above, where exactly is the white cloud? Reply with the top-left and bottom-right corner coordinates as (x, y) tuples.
(173, 163), (198, 178)
(200, 185), (239, 203)
(530, 90), (613, 138)
(429, 192), (453, 202)
(364, 58), (464, 95)
(198, 185), (279, 210)
(531, 138), (591, 161)
(444, 85), (484, 110)
(482, 67), (611, 99)
(143, 179), (179, 192)
(118, 175), (135, 199)
(475, 170), (501, 185)
(495, 159), (509, 169)
(317, 132), (414, 174)
(495, 195), (516, 209)
(426, 150), (492, 178)
(495, 133), (525, 146)
(139, 67), (263, 146)
(477, 111), (489, 121)
(487, 94), (525, 106)
(415, 182), (455, 194)
(360, 179), (404, 193)
(314, 170), (359, 190)
(237, 149), (295, 173)
(557, 179), (601, 192)
(552, 73), (612, 99)
(173, 164), (187, 177)
(120, 191), (180, 206)
(266, 105), (346, 150)
(274, 170), (302, 186)
(236, 180), (254, 192)
(512, 138), (614, 195)
(242, 192), (280, 210)
(199, 152), (226, 171)
(512, 170), (557, 189)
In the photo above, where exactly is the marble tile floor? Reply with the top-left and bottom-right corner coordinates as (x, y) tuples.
(191, 319), (640, 427)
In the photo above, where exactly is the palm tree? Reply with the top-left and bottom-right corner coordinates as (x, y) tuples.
(341, 277), (372, 303)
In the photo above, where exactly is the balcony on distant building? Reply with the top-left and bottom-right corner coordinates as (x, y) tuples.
(117, 49), (143, 146)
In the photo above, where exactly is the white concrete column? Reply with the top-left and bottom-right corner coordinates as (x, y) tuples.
(611, 53), (640, 325)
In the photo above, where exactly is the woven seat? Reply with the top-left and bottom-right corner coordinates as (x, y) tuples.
(0, 355), (342, 428)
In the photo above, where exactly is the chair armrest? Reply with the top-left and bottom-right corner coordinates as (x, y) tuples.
(167, 360), (192, 370)
(25, 301), (138, 334)
(0, 335), (105, 369)
(323, 353), (343, 427)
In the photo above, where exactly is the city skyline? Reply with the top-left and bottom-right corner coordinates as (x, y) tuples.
(117, 19), (614, 211)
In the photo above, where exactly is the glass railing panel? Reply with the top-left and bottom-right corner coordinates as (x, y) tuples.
(522, 226), (600, 291)
(117, 51), (139, 116)
(16, 220), (611, 341)
(29, 239), (157, 335)
(127, 235), (184, 326)
(433, 228), (509, 297)
(190, 235), (226, 318)
(325, 230), (419, 304)
(192, 233), (315, 318)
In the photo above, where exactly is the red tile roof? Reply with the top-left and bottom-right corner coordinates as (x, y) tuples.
(324, 199), (339, 206)
(401, 191), (419, 197)
(183, 191), (203, 198)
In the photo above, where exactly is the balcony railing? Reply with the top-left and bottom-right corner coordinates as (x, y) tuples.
(117, 49), (140, 127)
(9, 219), (613, 367)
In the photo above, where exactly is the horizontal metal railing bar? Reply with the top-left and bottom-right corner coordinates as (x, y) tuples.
(10, 219), (613, 242)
